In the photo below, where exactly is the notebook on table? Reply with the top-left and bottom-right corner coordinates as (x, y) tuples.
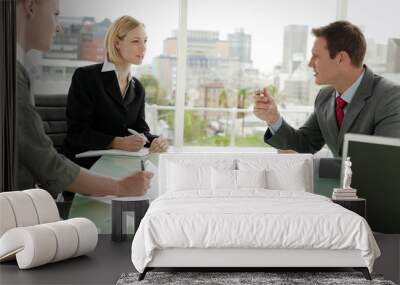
(76, 148), (149, 158)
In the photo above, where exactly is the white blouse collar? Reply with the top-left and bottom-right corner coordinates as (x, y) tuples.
(101, 58), (135, 86)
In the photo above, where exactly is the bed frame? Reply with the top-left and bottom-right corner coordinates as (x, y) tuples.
(138, 248), (371, 280)
(137, 153), (372, 281)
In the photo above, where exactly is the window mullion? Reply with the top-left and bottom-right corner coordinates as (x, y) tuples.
(174, 0), (188, 148)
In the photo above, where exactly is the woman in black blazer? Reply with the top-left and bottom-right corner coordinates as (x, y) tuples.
(63, 16), (168, 168)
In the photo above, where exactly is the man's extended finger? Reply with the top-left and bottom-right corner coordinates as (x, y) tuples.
(255, 101), (271, 108)
(263, 87), (270, 97)
(144, 171), (154, 178)
(255, 94), (270, 103)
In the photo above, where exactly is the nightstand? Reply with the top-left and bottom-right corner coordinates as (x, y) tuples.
(332, 198), (366, 218)
(112, 198), (150, 242)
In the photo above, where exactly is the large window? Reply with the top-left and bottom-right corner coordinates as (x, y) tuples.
(30, 0), (399, 149)
(180, 0), (336, 147)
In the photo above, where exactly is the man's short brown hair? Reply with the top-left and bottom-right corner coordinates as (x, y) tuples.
(312, 21), (366, 67)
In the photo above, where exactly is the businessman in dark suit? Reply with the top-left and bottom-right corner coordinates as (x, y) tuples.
(254, 21), (400, 157)
(63, 16), (168, 168)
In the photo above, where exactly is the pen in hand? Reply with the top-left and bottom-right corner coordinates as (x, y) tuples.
(140, 159), (145, 171)
(128, 128), (149, 143)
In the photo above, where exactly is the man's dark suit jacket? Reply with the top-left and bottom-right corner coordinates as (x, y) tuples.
(265, 66), (400, 157)
(63, 63), (158, 168)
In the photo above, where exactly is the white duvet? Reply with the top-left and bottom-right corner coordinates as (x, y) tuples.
(131, 190), (380, 273)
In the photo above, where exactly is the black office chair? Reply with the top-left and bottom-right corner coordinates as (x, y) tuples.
(34, 94), (75, 219)
(34, 94), (68, 153)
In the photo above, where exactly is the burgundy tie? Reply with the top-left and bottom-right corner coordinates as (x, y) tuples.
(335, 96), (347, 128)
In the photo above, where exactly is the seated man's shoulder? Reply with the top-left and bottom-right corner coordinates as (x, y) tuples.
(16, 64), (33, 105)
(376, 75), (400, 92)
(373, 75), (400, 103)
(315, 85), (335, 106)
(16, 62), (29, 85)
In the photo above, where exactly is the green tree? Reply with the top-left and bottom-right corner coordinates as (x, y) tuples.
(218, 89), (229, 108)
(184, 112), (207, 144)
(267, 84), (286, 107)
(236, 88), (250, 135)
(164, 111), (207, 145)
(217, 89), (230, 135)
(140, 74), (168, 105)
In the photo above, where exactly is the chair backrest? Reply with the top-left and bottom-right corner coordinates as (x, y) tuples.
(34, 94), (75, 215)
(34, 94), (67, 153)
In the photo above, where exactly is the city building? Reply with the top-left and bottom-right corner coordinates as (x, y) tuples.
(34, 16), (110, 94)
(43, 16), (83, 60)
(227, 28), (252, 62)
(155, 29), (262, 107)
(386, 38), (400, 73)
(365, 39), (388, 74)
(282, 25), (308, 73)
(79, 18), (111, 62)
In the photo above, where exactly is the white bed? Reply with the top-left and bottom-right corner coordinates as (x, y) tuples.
(131, 153), (380, 280)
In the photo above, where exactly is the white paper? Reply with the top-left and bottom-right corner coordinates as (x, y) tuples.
(75, 148), (149, 158)
(82, 160), (159, 204)
(143, 160), (159, 199)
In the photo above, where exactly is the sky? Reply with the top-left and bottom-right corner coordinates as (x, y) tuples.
(60, 0), (400, 74)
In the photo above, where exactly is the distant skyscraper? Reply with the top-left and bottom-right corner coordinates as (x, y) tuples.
(187, 30), (220, 57)
(80, 18), (111, 62)
(43, 17), (83, 60)
(155, 29), (260, 106)
(387, 38), (400, 73)
(43, 17), (111, 62)
(228, 28), (252, 63)
(38, 16), (110, 94)
(365, 39), (387, 74)
(282, 25), (308, 73)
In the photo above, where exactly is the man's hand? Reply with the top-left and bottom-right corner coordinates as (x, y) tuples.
(116, 171), (154, 196)
(111, 135), (146, 152)
(149, 137), (169, 153)
(253, 87), (280, 125)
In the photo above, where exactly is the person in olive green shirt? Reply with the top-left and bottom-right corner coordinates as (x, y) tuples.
(16, 0), (153, 198)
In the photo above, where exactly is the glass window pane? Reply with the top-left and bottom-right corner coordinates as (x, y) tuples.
(31, 0), (178, 143)
(183, 0), (337, 146)
(348, 0), (400, 83)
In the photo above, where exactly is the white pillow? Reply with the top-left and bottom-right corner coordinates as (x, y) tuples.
(167, 162), (211, 191)
(238, 158), (310, 192)
(236, 169), (267, 189)
(211, 168), (237, 190)
(211, 169), (267, 191)
(266, 163), (307, 191)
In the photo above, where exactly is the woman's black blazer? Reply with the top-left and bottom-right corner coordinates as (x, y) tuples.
(63, 63), (157, 167)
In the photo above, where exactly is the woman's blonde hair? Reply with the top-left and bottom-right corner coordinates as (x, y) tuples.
(105, 16), (144, 63)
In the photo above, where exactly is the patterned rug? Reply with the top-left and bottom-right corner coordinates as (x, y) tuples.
(116, 271), (396, 285)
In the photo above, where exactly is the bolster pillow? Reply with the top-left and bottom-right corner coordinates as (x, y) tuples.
(0, 189), (98, 269)
(0, 189), (60, 237)
(0, 218), (98, 269)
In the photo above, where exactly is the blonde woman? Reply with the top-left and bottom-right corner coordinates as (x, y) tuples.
(64, 16), (168, 168)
